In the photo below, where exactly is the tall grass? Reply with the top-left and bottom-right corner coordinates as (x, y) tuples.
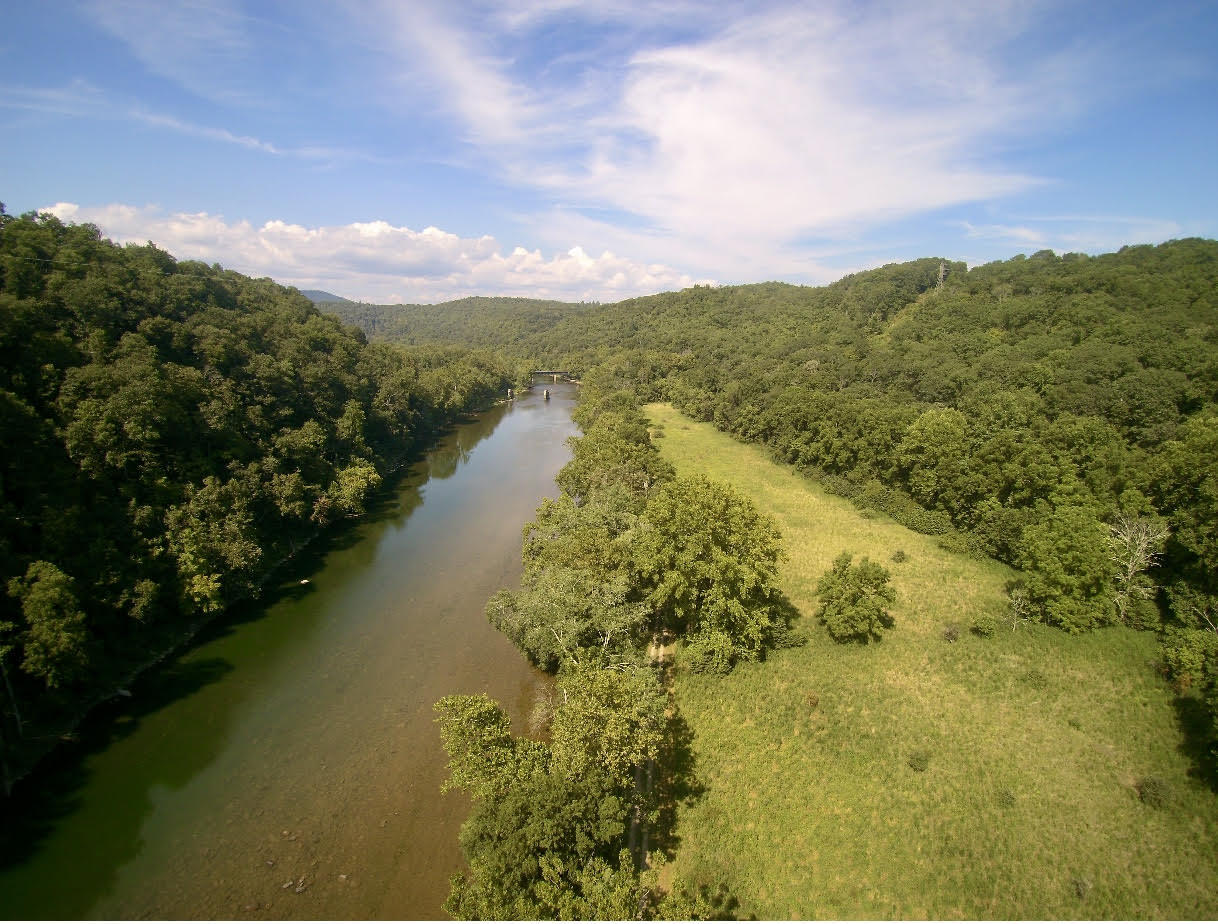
(646, 403), (1218, 920)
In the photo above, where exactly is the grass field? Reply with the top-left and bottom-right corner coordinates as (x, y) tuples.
(645, 403), (1218, 920)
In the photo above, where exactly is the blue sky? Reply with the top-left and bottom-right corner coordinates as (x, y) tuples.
(3, 0), (1216, 303)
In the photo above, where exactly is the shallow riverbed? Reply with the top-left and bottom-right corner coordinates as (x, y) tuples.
(0, 382), (578, 920)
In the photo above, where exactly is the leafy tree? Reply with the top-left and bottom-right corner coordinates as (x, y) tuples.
(1016, 499), (1115, 632)
(815, 552), (896, 643)
(6, 561), (89, 688)
(549, 661), (667, 791)
(634, 474), (786, 660)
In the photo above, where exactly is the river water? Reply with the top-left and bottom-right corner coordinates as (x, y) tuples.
(0, 382), (578, 920)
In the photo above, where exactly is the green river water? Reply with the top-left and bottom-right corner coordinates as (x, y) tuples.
(0, 382), (579, 920)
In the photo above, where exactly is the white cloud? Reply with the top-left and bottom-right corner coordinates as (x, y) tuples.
(365, 0), (1069, 281)
(43, 202), (707, 303)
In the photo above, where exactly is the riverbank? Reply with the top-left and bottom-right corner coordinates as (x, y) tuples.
(0, 385), (578, 919)
(0, 396), (513, 797)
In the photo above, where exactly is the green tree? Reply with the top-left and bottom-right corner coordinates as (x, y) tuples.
(1016, 500), (1115, 632)
(633, 474), (786, 660)
(815, 552), (896, 643)
(7, 561), (89, 689)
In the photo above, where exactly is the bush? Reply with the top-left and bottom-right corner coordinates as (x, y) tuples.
(1136, 775), (1169, 808)
(942, 622), (961, 642)
(890, 549), (908, 563)
(971, 613), (998, 637)
(908, 750), (930, 772)
(1020, 668), (1048, 689)
(682, 629), (738, 674)
(997, 787), (1016, 807)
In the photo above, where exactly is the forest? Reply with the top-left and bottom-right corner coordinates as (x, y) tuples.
(0, 207), (515, 789)
(3, 205), (1215, 915)
(334, 241), (1218, 774)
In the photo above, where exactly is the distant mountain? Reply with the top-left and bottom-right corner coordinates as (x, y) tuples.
(323, 295), (596, 348)
(300, 289), (352, 304)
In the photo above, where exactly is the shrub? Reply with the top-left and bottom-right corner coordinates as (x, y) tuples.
(1136, 776), (1169, 808)
(683, 629), (738, 674)
(971, 613), (998, 637)
(890, 549), (908, 563)
(1020, 668), (1048, 689)
(997, 787), (1016, 807)
(908, 750), (930, 772)
(942, 622), (961, 642)
(816, 552), (897, 643)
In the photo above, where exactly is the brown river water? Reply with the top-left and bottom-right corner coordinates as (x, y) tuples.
(0, 381), (578, 920)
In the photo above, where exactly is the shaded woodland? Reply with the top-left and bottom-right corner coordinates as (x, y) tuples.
(0, 208), (514, 786)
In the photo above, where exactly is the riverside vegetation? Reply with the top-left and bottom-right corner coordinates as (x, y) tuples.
(2, 204), (1214, 916)
(0, 207), (518, 789)
(335, 240), (1218, 918)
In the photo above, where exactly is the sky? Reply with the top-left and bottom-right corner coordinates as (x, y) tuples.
(2, 0), (1216, 304)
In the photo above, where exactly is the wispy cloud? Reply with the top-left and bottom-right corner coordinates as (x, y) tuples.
(81, 0), (259, 105)
(1, 81), (381, 165)
(44, 202), (707, 303)
(961, 215), (1185, 254)
(360, 0), (1074, 280)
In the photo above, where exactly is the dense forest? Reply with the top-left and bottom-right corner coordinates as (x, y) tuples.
(341, 240), (1218, 779)
(0, 207), (514, 789)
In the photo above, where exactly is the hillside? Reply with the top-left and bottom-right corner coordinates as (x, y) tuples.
(0, 211), (514, 788)
(344, 239), (1218, 789)
(324, 295), (595, 349)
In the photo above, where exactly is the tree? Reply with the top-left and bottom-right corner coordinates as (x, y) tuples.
(815, 552), (896, 643)
(633, 475), (786, 660)
(1108, 514), (1168, 625)
(549, 661), (667, 791)
(7, 561), (89, 689)
(1016, 499), (1114, 632)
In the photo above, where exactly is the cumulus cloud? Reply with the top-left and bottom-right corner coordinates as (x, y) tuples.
(43, 202), (707, 303)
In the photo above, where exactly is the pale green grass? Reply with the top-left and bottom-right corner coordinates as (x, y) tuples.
(646, 403), (1218, 920)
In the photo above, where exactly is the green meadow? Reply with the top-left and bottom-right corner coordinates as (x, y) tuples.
(645, 403), (1218, 920)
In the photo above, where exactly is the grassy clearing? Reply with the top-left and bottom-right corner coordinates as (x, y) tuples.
(645, 403), (1218, 920)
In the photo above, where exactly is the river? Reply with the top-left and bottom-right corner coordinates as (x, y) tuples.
(0, 381), (579, 920)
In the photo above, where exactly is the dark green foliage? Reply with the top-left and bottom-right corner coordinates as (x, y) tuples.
(891, 549), (908, 563)
(434, 665), (677, 920)
(1136, 776), (1169, 808)
(0, 210), (512, 778)
(908, 750), (930, 772)
(815, 553), (897, 643)
(682, 629), (739, 674)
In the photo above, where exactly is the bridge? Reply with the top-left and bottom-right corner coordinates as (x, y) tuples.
(531, 370), (576, 381)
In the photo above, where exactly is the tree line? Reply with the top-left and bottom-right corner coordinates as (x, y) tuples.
(341, 240), (1218, 781)
(0, 207), (515, 789)
(434, 374), (807, 918)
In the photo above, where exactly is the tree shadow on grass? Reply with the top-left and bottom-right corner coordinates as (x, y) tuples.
(649, 704), (705, 865)
(1173, 694), (1217, 792)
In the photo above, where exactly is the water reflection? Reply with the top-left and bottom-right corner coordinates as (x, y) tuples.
(0, 383), (579, 920)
